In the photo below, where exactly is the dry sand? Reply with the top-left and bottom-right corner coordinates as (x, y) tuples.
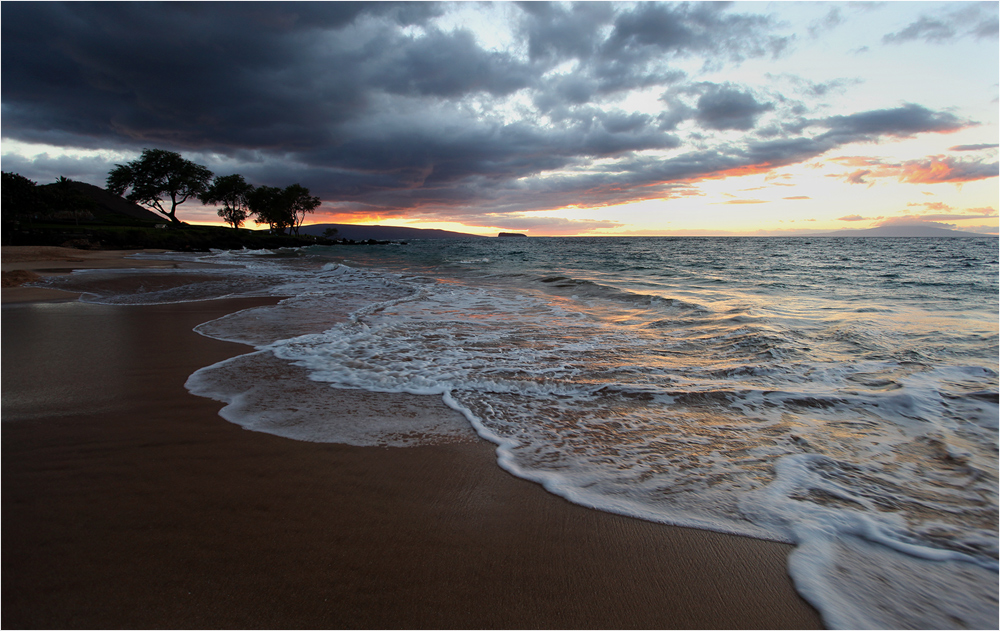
(1, 247), (824, 628)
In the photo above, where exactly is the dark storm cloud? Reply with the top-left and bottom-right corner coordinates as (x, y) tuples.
(369, 28), (534, 98)
(2, 2), (378, 150)
(0, 2), (983, 221)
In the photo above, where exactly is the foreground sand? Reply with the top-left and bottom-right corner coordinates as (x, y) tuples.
(1, 248), (824, 628)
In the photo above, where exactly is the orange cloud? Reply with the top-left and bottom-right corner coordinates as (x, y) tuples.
(697, 162), (776, 181)
(832, 155), (998, 185)
(830, 156), (883, 167)
(896, 156), (997, 183)
(906, 201), (950, 210)
(845, 169), (872, 185)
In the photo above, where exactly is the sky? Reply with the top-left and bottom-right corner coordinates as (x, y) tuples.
(2, 1), (997, 236)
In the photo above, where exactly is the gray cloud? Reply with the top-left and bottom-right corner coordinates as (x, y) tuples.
(518, 1), (614, 62)
(950, 144), (1000, 151)
(0, 152), (118, 185)
(883, 16), (957, 44)
(694, 84), (773, 131)
(0, 2), (985, 223)
(370, 28), (534, 98)
(768, 74), (861, 98)
(602, 2), (791, 63)
(817, 104), (968, 142)
(883, 3), (999, 44)
(515, 1), (790, 111)
(808, 7), (845, 39)
(658, 81), (785, 133)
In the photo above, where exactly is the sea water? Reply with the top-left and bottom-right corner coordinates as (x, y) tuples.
(38, 237), (999, 629)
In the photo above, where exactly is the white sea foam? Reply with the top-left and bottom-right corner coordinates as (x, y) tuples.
(185, 350), (477, 446)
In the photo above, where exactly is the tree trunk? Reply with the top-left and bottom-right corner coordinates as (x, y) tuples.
(168, 196), (181, 225)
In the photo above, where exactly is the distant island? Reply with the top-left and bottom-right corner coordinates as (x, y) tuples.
(805, 224), (994, 238)
(498, 232), (527, 238)
(300, 223), (483, 240)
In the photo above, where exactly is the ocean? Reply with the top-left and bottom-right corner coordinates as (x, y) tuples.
(38, 236), (999, 629)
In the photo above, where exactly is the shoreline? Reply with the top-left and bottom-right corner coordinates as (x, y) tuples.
(2, 247), (824, 628)
(2, 246), (181, 303)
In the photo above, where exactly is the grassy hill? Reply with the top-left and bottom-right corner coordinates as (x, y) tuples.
(58, 180), (165, 223)
(2, 177), (331, 251)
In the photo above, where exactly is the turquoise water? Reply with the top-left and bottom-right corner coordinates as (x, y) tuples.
(42, 237), (999, 628)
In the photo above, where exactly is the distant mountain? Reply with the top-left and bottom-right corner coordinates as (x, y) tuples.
(806, 224), (995, 238)
(299, 223), (484, 240)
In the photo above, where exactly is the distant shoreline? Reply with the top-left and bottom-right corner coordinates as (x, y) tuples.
(299, 223), (994, 240)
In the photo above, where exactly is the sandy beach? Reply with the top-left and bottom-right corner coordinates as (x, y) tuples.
(1, 246), (182, 302)
(2, 247), (824, 629)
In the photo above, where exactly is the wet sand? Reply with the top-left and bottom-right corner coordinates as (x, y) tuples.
(1, 248), (824, 628)
(2, 246), (179, 302)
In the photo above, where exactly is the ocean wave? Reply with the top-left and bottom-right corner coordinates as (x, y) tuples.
(95, 238), (998, 629)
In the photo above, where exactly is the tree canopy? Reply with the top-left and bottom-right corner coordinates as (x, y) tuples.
(201, 174), (253, 229)
(1, 172), (42, 220)
(284, 184), (321, 236)
(2, 172), (98, 225)
(247, 183), (320, 235)
(246, 186), (288, 234)
(102, 148), (322, 230)
(107, 148), (213, 225)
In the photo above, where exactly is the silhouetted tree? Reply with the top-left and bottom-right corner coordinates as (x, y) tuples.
(284, 184), (321, 236)
(1, 172), (43, 223)
(106, 148), (213, 225)
(247, 185), (291, 234)
(201, 174), (254, 229)
(247, 183), (321, 235)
